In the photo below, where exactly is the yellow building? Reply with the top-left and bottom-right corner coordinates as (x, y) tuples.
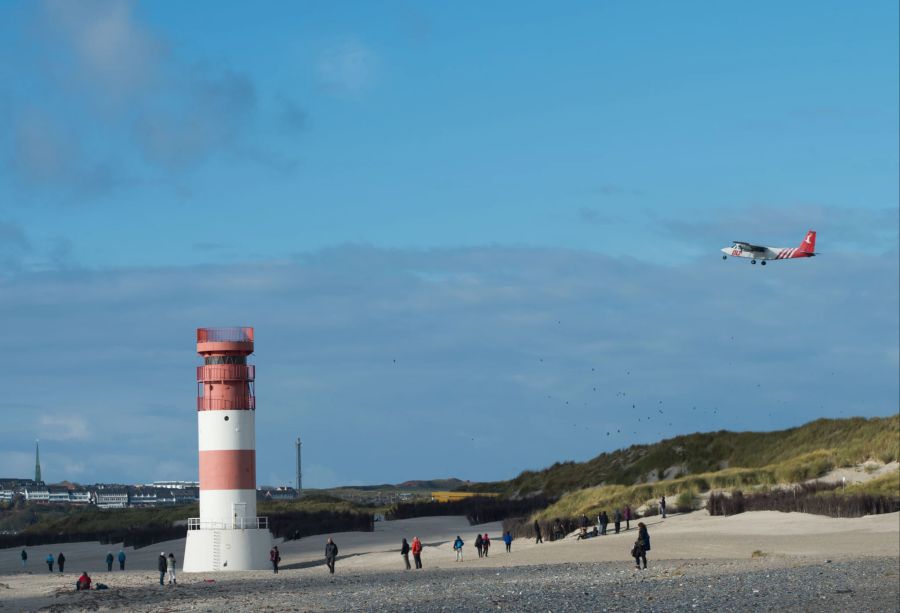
(430, 491), (501, 503)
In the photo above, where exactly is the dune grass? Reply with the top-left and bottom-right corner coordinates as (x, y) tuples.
(840, 469), (900, 498)
(466, 415), (899, 498)
(534, 447), (899, 521)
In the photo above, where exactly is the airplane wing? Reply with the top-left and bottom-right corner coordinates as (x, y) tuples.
(732, 241), (766, 252)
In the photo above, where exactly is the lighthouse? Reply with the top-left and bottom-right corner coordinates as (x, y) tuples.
(183, 327), (272, 572)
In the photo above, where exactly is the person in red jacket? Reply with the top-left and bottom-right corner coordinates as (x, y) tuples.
(411, 536), (423, 569)
(270, 546), (281, 574)
(76, 572), (92, 591)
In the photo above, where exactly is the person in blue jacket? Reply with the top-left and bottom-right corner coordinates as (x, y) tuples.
(502, 531), (513, 553)
(453, 536), (464, 562)
(117, 550), (126, 570)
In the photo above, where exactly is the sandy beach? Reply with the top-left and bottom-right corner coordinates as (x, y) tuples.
(1, 511), (898, 612)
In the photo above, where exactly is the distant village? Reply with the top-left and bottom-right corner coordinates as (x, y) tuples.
(0, 478), (310, 509)
(0, 477), (437, 509)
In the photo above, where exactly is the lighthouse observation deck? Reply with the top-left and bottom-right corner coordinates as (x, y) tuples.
(197, 327), (254, 355)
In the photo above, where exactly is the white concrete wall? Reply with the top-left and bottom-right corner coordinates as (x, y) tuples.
(199, 489), (258, 524)
(198, 410), (255, 451)
(183, 528), (272, 572)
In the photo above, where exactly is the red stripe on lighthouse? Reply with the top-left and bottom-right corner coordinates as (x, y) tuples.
(199, 449), (256, 490)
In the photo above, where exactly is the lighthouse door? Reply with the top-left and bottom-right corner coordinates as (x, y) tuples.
(232, 502), (247, 529)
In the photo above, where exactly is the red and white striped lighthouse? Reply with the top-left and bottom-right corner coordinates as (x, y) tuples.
(183, 327), (272, 572)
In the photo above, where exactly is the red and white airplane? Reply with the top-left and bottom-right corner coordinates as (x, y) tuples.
(721, 230), (817, 266)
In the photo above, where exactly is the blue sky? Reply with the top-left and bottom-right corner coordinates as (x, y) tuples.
(1, 1), (897, 487)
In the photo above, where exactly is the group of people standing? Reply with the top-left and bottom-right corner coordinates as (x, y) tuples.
(450, 531), (513, 562)
(592, 505), (632, 535)
(400, 536), (423, 569)
(105, 550), (127, 571)
(157, 552), (177, 585)
(42, 552), (65, 572)
(22, 549), (126, 574)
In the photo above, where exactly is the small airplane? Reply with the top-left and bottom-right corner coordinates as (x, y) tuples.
(721, 230), (817, 266)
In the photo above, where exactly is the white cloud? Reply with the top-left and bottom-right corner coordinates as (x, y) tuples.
(39, 415), (91, 441)
(39, 0), (164, 100)
(317, 40), (377, 95)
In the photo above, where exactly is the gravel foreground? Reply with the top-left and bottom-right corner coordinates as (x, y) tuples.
(17, 556), (899, 612)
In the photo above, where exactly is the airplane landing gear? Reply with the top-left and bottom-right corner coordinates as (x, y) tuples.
(761, 261), (766, 266)
(722, 255), (727, 260)
(751, 259), (757, 264)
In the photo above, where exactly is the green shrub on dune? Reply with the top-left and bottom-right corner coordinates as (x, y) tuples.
(466, 415), (898, 499)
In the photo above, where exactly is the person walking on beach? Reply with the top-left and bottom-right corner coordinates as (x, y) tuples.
(117, 549), (126, 570)
(637, 522), (651, 567)
(614, 508), (622, 534)
(599, 511), (609, 535)
(167, 553), (177, 585)
(453, 536), (464, 562)
(270, 546), (281, 574)
(503, 531), (512, 553)
(401, 538), (412, 570)
(325, 538), (338, 574)
(624, 505), (632, 531)
(411, 536), (423, 569)
(534, 520), (543, 544)
(157, 553), (167, 585)
(482, 533), (491, 557)
(631, 537), (647, 570)
(57, 552), (66, 573)
(105, 552), (114, 572)
(659, 496), (667, 518)
(475, 533), (483, 558)
(46, 554), (54, 572)
(20, 549), (27, 568)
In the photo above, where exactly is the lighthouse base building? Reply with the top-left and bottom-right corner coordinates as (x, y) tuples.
(183, 327), (272, 572)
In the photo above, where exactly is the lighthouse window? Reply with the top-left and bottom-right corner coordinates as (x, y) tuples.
(224, 416), (230, 421)
(204, 356), (247, 365)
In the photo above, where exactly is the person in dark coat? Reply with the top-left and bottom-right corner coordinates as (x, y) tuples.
(105, 552), (114, 571)
(157, 552), (167, 585)
(631, 538), (647, 570)
(475, 533), (483, 558)
(599, 511), (609, 535)
(270, 546), (281, 574)
(401, 538), (411, 570)
(637, 522), (651, 568)
(117, 549), (126, 570)
(20, 549), (27, 568)
(325, 538), (338, 574)
(270, 546), (281, 573)
(534, 520), (543, 544)
(614, 508), (622, 534)
(624, 505), (632, 531)
(659, 496), (667, 519)
(482, 533), (491, 557)
(57, 552), (66, 573)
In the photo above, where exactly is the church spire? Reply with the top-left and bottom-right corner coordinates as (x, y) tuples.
(35, 440), (42, 483)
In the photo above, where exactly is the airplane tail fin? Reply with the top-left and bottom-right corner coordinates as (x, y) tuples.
(798, 230), (816, 254)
